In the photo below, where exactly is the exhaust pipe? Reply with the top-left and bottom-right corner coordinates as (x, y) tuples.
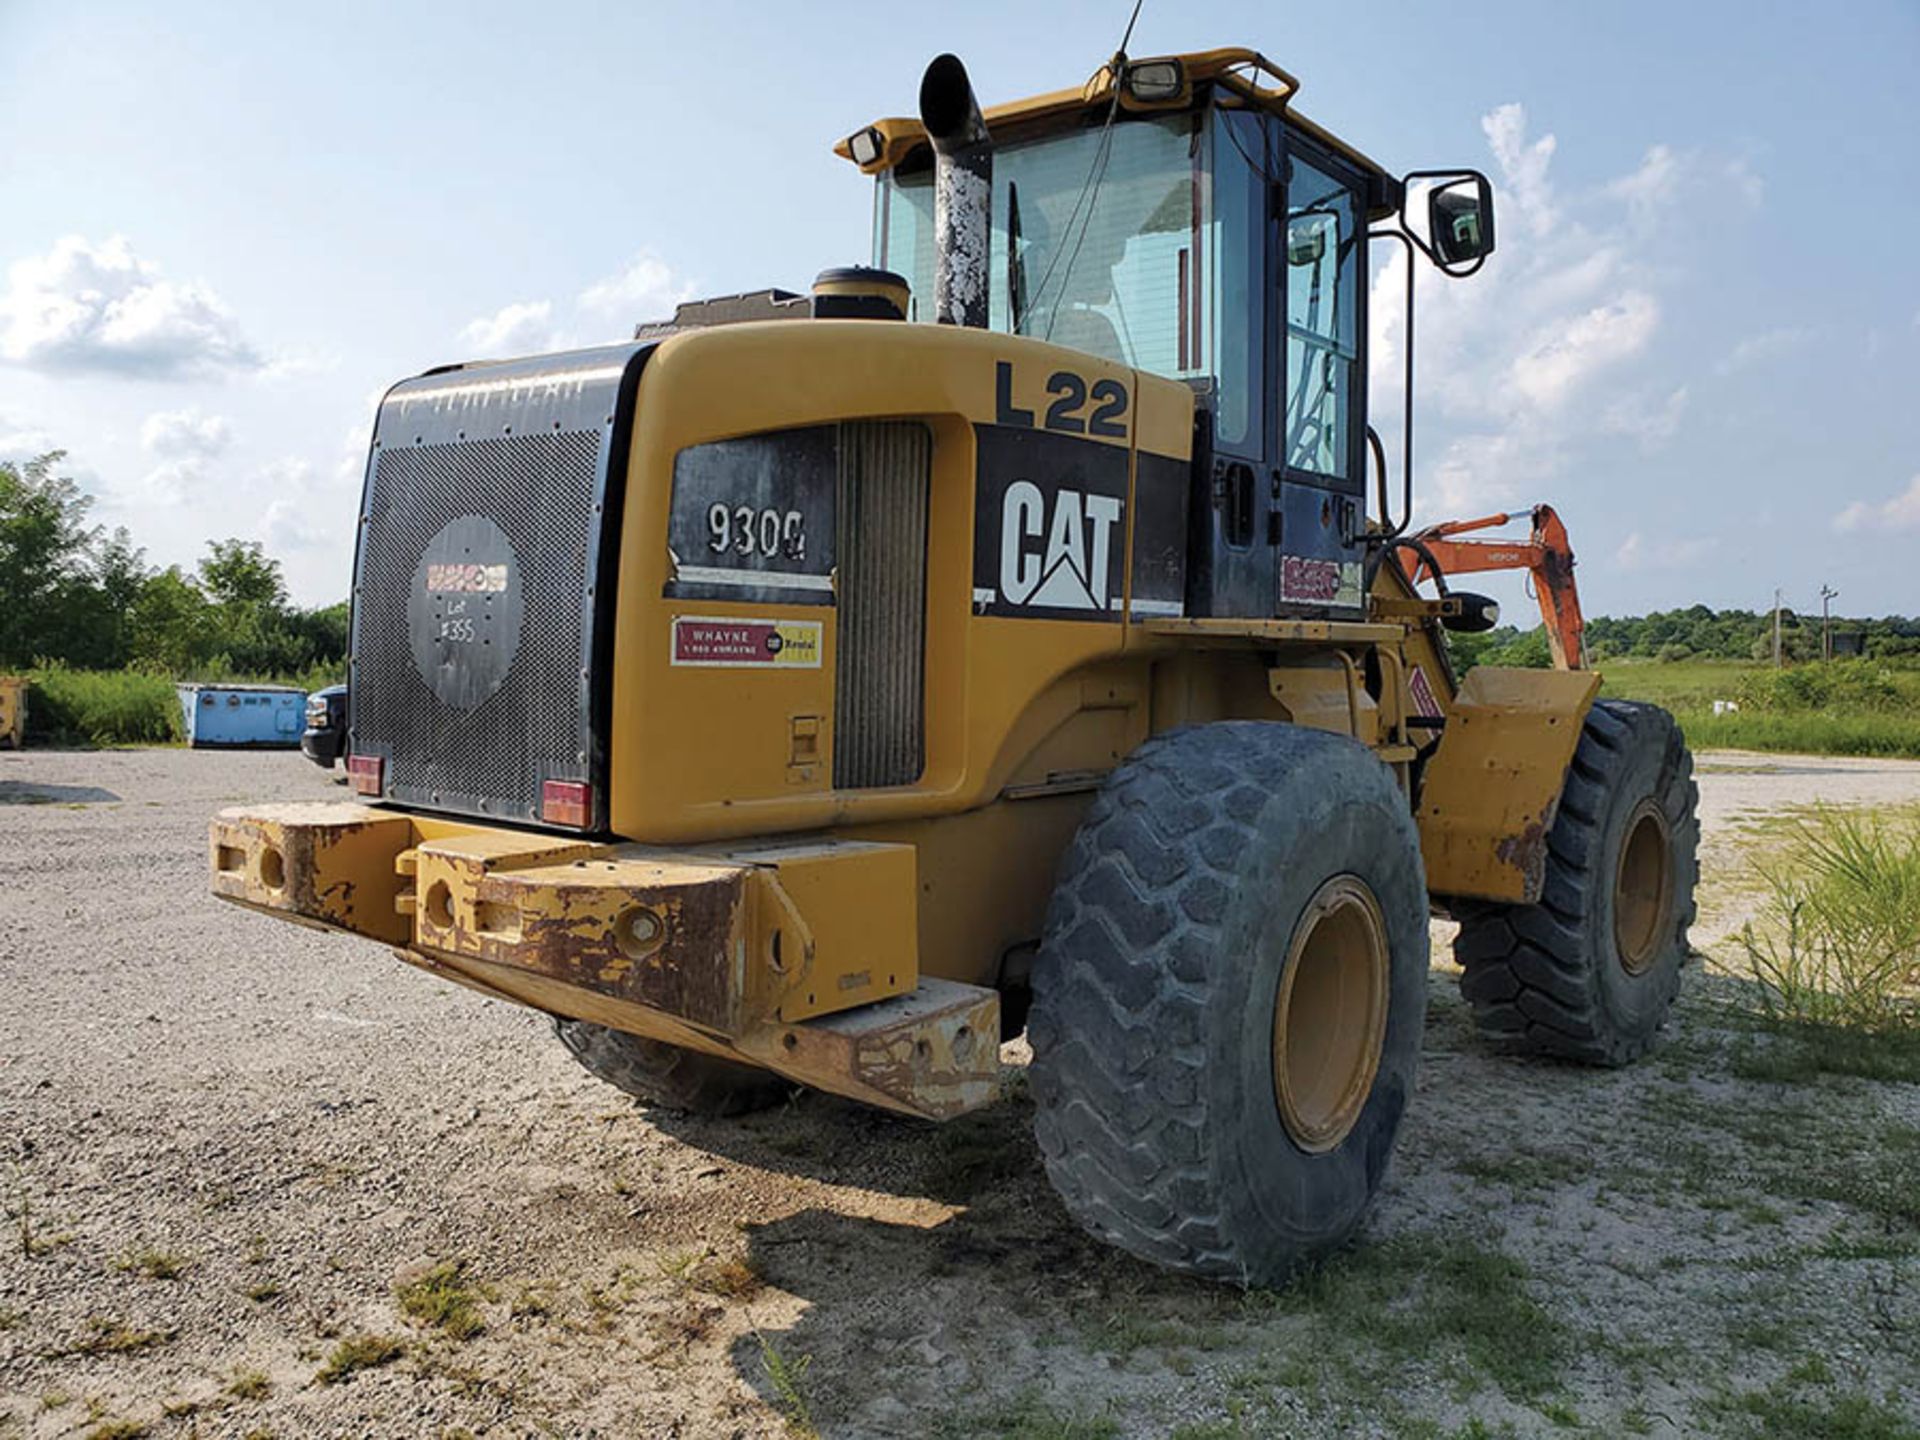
(918, 53), (992, 328)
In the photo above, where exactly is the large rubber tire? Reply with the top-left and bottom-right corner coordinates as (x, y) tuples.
(1028, 722), (1429, 1288)
(551, 1019), (792, 1117)
(1452, 699), (1698, 1066)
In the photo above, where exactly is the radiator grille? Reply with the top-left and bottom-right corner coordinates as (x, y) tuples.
(355, 429), (602, 820)
(833, 421), (931, 789)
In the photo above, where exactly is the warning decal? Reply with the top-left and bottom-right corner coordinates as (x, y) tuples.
(1408, 665), (1445, 719)
(671, 616), (822, 668)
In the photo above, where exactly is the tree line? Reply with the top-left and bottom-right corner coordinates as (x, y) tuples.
(7, 446), (1912, 680)
(1454, 605), (1920, 670)
(0, 450), (346, 678)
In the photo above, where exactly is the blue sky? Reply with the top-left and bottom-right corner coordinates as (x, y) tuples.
(2, 0), (1916, 622)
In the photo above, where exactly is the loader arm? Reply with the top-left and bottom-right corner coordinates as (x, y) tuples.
(1408, 504), (1586, 669)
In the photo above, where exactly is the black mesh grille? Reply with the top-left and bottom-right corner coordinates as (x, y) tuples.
(833, 421), (930, 789)
(354, 429), (601, 821)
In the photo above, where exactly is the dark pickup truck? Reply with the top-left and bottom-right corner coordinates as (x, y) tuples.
(301, 684), (347, 769)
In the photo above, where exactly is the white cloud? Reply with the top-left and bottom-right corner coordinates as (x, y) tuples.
(135, 459), (206, 505)
(1616, 531), (1718, 571)
(1726, 157), (1765, 209)
(1833, 475), (1920, 534)
(130, 407), (232, 502)
(1715, 326), (1811, 376)
(0, 414), (55, 466)
(258, 458), (329, 553)
(1369, 104), (1683, 515)
(0, 235), (261, 378)
(577, 250), (692, 331)
(1482, 104), (1558, 239)
(140, 406), (232, 458)
(1606, 144), (1680, 219)
(1602, 386), (1689, 451)
(455, 249), (696, 357)
(1506, 291), (1660, 410)
(458, 300), (556, 356)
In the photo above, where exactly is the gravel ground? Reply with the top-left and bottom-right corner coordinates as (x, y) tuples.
(2, 745), (1918, 1439)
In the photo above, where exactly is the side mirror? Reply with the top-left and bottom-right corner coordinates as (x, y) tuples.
(1399, 170), (1497, 276)
(1442, 592), (1501, 633)
(1426, 174), (1496, 270)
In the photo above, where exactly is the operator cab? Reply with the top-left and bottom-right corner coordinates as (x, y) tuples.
(840, 49), (1493, 620)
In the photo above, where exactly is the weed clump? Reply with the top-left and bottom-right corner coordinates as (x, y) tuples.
(394, 1260), (487, 1340)
(111, 1247), (192, 1280)
(315, 1333), (406, 1384)
(1740, 806), (1920, 1033)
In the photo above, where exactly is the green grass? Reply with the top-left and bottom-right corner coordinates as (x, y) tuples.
(110, 1247), (192, 1280)
(16, 661), (342, 747)
(1260, 1233), (1567, 1402)
(394, 1260), (487, 1340)
(314, 1333), (407, 1384)
(757, 1334), (819, 1438)
(1600, 658), (1920, 758)
(225, 1368), (272, 1401)
(931, 1388), (1121, 1439)
(1708, 1374), (1920, 1439)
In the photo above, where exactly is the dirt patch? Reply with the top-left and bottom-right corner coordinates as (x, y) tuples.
(2, 747), (1918, 1437)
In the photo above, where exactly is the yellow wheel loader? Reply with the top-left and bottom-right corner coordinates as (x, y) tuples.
(209, 47), (1698, 1287)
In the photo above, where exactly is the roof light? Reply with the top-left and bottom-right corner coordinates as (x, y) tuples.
(1125, 59), (1184, 102)
(541, 779), (593, 829)
(847, 126), (883, 167)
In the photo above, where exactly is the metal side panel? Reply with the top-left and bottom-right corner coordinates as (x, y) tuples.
(833, 420), (931, 789)
(348, 342), (654, 829)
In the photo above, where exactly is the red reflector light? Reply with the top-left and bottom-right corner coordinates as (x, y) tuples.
(345, 754), (384, 796)
(542, 780), (593, 829)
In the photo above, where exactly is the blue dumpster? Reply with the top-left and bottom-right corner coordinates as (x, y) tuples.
(176, 684), (306, 749)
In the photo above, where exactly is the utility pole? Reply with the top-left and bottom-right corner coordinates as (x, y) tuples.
(1773, 588), (1783, 669)
(1821, 584), (1839, 662)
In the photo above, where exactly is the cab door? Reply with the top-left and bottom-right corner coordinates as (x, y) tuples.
(1273, 140), (1369, 618)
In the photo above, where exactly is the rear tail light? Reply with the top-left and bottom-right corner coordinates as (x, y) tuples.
(541, 780), (593, 829)
(346, 755), (384, 796)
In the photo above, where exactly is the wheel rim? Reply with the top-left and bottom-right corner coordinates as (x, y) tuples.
(1614, 800), (1673, 976)
(1272, 875), (1391, 1153)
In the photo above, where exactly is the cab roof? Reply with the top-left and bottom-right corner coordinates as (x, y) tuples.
(834, 47), (1392, 195)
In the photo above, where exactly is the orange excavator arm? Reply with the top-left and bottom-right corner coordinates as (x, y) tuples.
(1405, 504), (1586, 670)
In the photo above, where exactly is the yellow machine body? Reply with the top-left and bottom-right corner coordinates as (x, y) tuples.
(0, 677), (25, 749)
(209, 51), (1600, 1121)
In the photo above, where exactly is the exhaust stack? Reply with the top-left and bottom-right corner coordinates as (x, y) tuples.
(918, 53), (992, 328)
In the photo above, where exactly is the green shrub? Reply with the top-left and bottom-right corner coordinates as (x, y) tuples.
(1741, 807), (1920, 1033)
(1735, 660), (1905, 714)
(23, 667), (181, 746)
(1671, 710), (1920, 759)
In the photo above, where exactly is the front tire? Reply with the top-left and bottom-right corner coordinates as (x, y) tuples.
(551, 1019), (792, 1117)
(1028, 723), (1429, 1287)
(1452, 699), (1698, 1065)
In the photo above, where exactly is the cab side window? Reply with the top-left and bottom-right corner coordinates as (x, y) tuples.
(1284, 156), (1359, 479)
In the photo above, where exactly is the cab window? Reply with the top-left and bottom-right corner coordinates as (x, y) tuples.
(1284, 154), (1359, 479)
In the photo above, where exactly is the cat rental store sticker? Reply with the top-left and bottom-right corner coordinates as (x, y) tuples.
(671, 616), (822, 668)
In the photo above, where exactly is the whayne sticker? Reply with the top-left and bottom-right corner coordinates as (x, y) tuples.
(671, 617), (822, 668)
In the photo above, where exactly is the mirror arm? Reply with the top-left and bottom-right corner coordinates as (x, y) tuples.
(1366, 227), (1418, 540)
